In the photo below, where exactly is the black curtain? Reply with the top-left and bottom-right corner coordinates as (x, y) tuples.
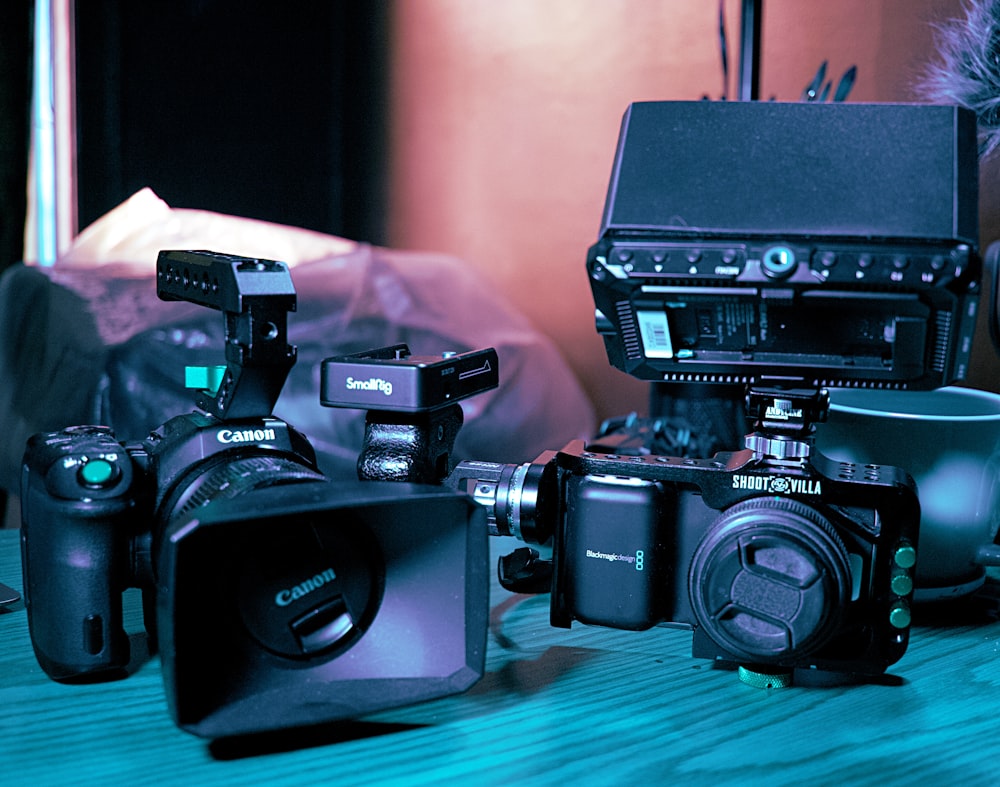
(0, 3), (31, 273)
(75, 1), (390, 243)
(0, 3), (31, 527)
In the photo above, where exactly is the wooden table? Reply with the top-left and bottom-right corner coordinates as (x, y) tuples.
(3, 528), (1000, 785)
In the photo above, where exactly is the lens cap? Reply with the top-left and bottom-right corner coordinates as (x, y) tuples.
(689, 498), (851, 662)
(236, 519), (383, 659)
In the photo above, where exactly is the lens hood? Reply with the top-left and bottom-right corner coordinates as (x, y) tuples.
(155, 479), (488, 738)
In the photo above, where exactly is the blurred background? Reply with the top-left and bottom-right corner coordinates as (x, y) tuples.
(0, 0), (991, 424)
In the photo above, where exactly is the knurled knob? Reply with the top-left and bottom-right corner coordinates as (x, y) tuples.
(738, 665), (793, 689)
(744, 433), (811, 459)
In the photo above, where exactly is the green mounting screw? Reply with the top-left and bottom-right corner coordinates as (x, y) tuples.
(738, 665), (793, 689)
(889, 603), (912, 630)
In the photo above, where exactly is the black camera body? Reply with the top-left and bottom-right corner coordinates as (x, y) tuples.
(547, 438), (915, 675)
(20, 412), (324, 679)
(20, 251), (489, 738)
(447, 387), (919, 678)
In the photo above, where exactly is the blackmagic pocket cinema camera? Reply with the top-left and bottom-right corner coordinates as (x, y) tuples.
(446, 392), (920, 679)
(335, 101), (980, 685)
(20, 250), (489, 738)
(538, 101), (980, 680)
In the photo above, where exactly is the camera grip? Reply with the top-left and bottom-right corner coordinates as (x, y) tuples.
(357, 404), (464, 483)
(20, 428), (136, 680)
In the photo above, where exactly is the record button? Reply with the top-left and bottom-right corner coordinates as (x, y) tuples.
(78, 458), (118, 488)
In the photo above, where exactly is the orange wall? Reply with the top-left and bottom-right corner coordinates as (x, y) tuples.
(387, 0), (982, 422)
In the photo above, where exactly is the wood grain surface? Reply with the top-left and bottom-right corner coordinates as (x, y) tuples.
(3, 530), (1000, 786)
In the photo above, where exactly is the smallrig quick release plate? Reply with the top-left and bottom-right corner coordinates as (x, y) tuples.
(320, 344), (499, 412)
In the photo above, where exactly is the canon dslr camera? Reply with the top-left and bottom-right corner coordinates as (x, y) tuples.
(20, 250), (488, 738)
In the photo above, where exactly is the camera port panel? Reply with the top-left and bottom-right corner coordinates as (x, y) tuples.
(589, 231), (977, 389)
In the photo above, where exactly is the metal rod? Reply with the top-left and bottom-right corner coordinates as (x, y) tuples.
(737, 0), (762, 101)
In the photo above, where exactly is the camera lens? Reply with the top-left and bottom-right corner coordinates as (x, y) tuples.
(450, 455), (556, 544)
(140, 436), (330, 593)
(491, 460), (556, 544)
(165, 454), (326, 523)
(688, 497), (851, 663)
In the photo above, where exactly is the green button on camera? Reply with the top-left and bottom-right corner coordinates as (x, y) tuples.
(79, 458), (117, 488)
(890, 572), (914, 597)
(893, 544), (917, 569)
(889, 603), (912, 630)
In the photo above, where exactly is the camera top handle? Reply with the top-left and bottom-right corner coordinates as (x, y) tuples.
(156, 250), (297, 420)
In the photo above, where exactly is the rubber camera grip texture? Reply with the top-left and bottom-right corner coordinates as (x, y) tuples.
(20, 430), (135, 680)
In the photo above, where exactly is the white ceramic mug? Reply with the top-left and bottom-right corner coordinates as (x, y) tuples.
(815, 386), (1000, 601)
